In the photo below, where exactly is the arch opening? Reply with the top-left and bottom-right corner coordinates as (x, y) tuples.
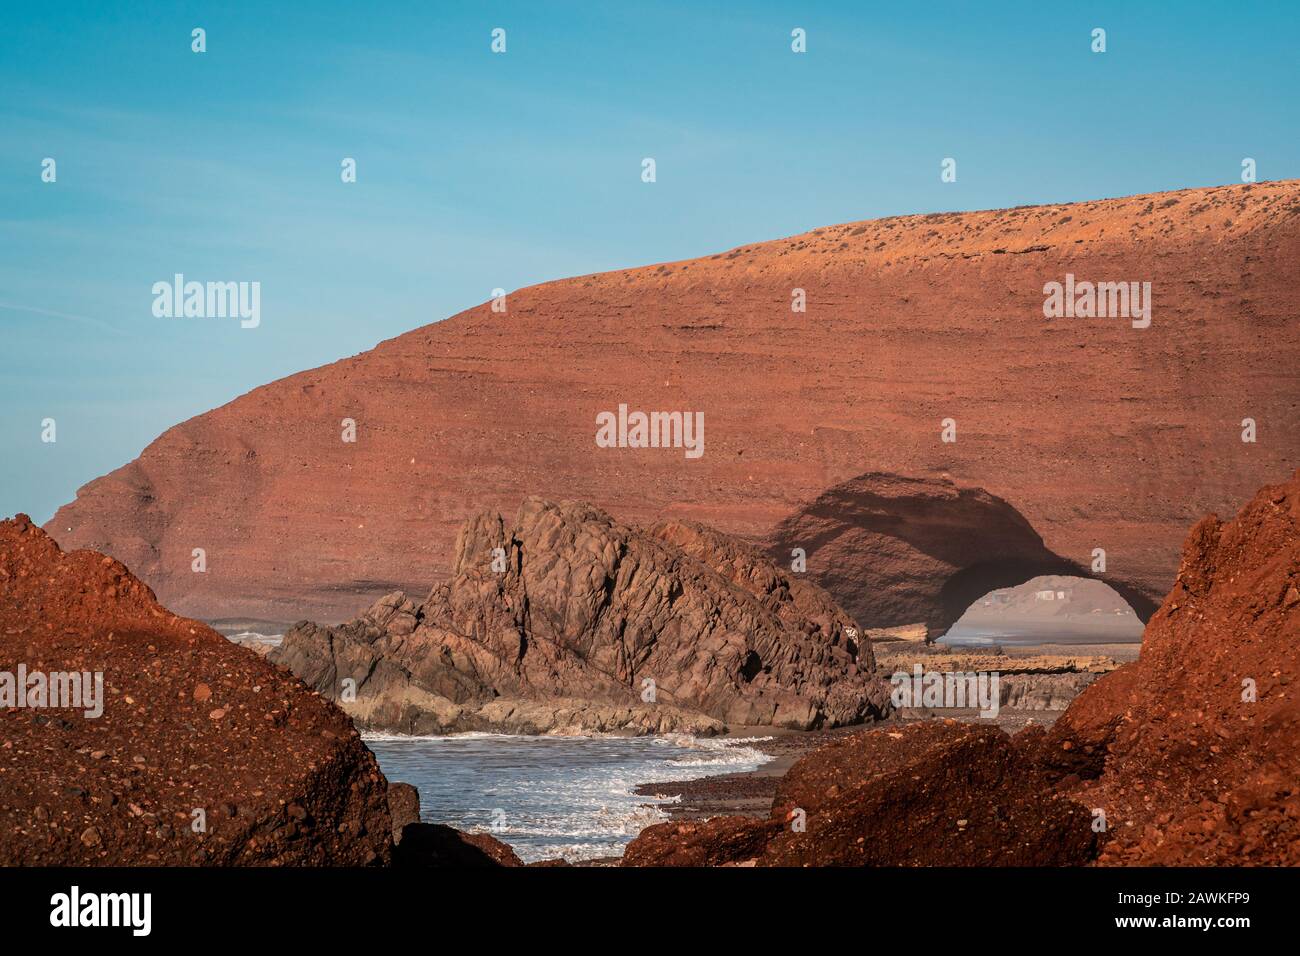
(766, 471), (1160, 642)
(938, 574), (1145, 649)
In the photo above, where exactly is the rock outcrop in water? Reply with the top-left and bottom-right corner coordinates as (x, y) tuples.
(0, 514), (393, 866)
(45, 183), (1300, 635)
(270, 498), (889, 734)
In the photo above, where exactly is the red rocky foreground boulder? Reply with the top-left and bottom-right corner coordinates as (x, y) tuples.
(626, 470), (1300, 867)
(270, 498), (889, 734)
(1046, 469), (1300, 865)
(0, 513), (398, 865)
(624, 721), (1098, 866)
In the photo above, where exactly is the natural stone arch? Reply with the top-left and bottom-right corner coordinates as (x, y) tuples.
(766, 472), (1159, 641)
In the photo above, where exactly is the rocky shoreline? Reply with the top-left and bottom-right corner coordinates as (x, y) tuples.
(615, 644), (1138, 854)
(0, 514), (518, 868)
(631, 701), (1078, 827)
(613, 471), (1300, 866)
(264, 496), (1130, 743)
(261, 497), (1143, 862)
(7, 464), (1295, 867)
(269, 498), (889, 737)
(632, 731), (842, 823)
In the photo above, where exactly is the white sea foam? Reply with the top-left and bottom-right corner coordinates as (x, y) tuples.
(225, 630), (283, 646)
(361, 730), (520, 742)
(366, 730), (774, 863)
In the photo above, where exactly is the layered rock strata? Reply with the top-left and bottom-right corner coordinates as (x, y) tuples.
(47, 183), (1300, 634)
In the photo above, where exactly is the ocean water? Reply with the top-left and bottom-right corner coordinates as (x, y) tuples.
(366, 732), (772, 863)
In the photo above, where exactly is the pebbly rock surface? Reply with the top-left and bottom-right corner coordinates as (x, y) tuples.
(45, 183), (1300, 633)
(622, 814), (780, 867)
(271, 498), (889, 734)
(761, 721), (1096, 866)
(1046, 470), (1300, 865)
(623, 720), (1097, 867)
(387, 782), (421, 840)
(0, 514), (393, 865)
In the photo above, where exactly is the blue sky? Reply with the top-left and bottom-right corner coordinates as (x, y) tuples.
(2, 0), (1297, 523)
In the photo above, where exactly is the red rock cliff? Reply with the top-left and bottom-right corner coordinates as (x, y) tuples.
(45, 182), (1300, 628)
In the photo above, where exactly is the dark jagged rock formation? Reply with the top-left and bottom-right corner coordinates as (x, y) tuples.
(0, 514), (393, 866)
(271, 498), (889, 734)
(1046, 469), (1300, 865)
(46, 183), (1300, 633)
(623, 721), (1097, 867)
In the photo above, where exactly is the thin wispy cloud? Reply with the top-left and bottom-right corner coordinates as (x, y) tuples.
(0, 301), (126, 336)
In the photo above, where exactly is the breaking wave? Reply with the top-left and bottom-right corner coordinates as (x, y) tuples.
(366, 731), (772, 863)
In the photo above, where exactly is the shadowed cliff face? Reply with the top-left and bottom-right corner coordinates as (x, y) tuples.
(44, 181), (1300, 626)
(766, 472), (1160, 639)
